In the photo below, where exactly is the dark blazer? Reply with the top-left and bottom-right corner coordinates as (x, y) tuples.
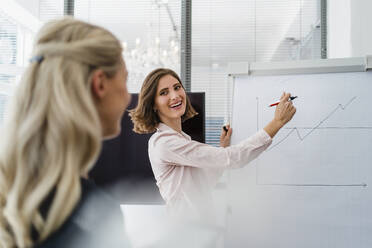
(36, 179), (129, 248)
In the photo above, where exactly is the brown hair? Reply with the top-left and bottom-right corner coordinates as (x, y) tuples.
(129, 68), (197, 134)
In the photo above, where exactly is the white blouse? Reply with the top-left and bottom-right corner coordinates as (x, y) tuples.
(148, 122), (272, 221)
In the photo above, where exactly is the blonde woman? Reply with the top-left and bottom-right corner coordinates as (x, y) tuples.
(0, 18), (131, 247)
(130, 68), (296, 221)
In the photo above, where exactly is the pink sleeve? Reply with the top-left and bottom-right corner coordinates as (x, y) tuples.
(155, 129), (272, 169)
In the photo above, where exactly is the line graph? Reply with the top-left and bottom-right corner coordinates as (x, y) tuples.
(267, 96), (359, 151)
(255, 96), (368, 188)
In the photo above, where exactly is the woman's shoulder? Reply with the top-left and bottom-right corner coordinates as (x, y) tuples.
(36, 179), (129, 248)
(148, 126), (180, 148)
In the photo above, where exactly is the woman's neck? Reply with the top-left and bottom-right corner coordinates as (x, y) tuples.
(161, 117), (182, 133)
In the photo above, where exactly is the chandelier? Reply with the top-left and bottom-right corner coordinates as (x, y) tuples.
(123, 0), (180, 92)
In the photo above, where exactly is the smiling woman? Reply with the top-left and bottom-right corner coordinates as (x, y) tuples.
(129, 68), (197, 134)
(130, 68), (296, 222)
(154, 75), (187, 133)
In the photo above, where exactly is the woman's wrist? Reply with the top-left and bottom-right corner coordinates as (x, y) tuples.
(264, 119), (284, 138)
(272, 118), (285, 129)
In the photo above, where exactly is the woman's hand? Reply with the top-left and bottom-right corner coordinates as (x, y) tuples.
(274, 92), (296, 126)
(220, 124), (232, 147)
(264, 92), (296, 138)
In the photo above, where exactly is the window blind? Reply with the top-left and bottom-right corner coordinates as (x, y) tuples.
(0, 0), (63, 129)
(0, 12), (17, 127)
(192, 0), (322, 146)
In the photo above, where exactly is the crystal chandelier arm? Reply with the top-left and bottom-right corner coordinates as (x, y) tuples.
(154, 0), (179, 41)
(164, 4), (179, 41)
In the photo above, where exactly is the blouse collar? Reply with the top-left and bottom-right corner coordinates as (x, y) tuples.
(157, 122), (191, 140)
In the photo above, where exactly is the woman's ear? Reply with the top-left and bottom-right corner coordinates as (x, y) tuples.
(91, 69), (107, 99)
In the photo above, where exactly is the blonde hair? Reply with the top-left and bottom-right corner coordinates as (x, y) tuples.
(0, 17), (123, 247)
(130, 68), (197, 134)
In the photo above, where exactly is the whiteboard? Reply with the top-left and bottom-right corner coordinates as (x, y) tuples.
(226, 62), (372, 247)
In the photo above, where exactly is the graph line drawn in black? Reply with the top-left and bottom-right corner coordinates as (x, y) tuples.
(254, 96), (368, 187)
(267, 96), (358, 151)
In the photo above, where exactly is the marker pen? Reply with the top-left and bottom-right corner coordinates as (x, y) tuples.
(223, 126), (228, 132)
(269, 96), (297, 107)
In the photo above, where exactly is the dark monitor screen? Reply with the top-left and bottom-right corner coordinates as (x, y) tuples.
(89, 92), (205, 203)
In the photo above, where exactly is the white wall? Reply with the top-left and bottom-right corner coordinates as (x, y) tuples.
(350, 0), (372, 57)
(327, 0), (351, 58)
(328, 0), (372, 58)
